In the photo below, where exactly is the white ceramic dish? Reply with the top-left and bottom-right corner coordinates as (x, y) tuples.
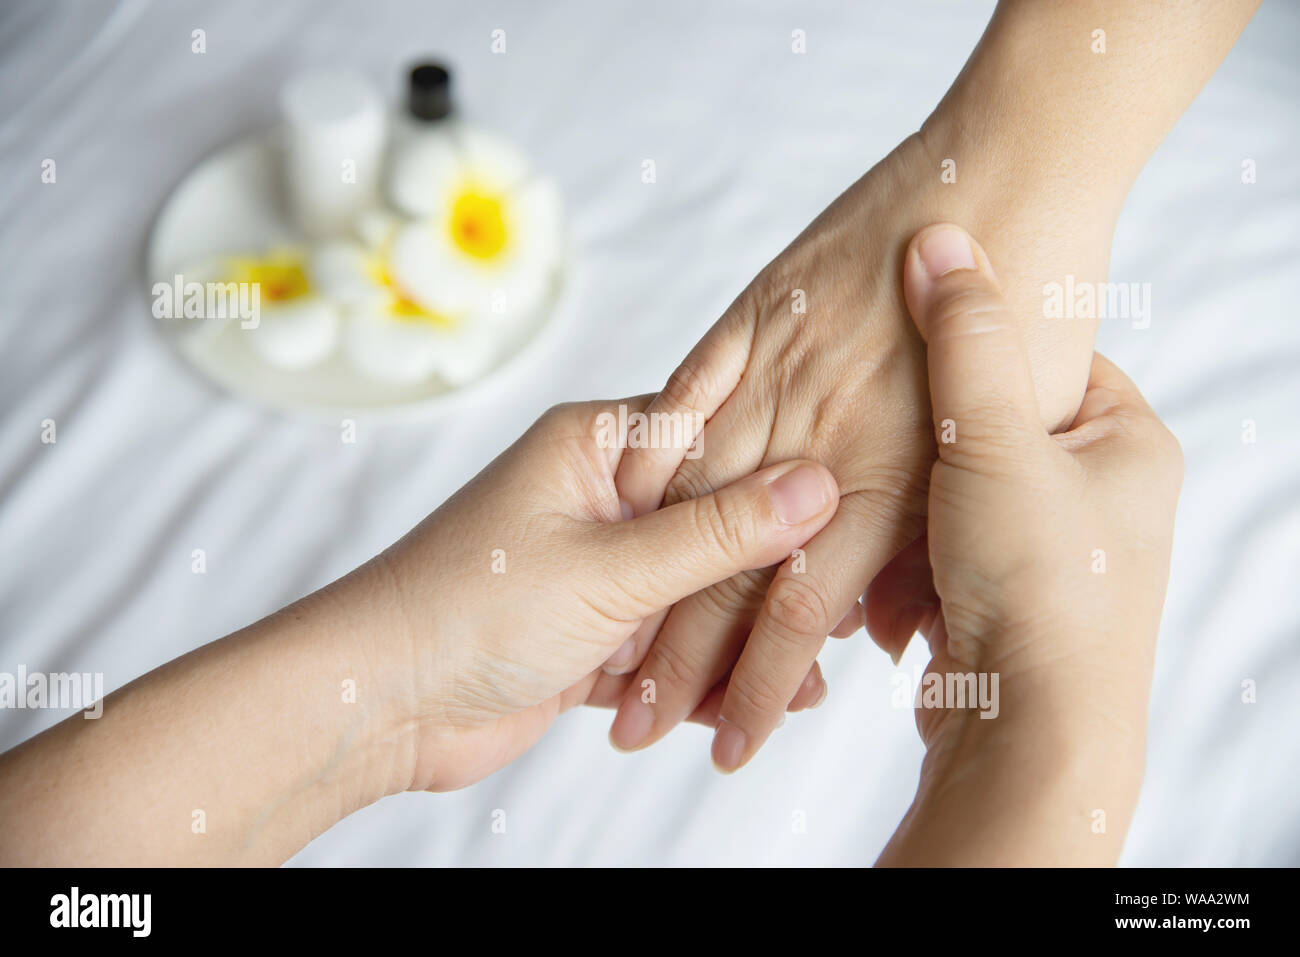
(146, 130), (571, 422)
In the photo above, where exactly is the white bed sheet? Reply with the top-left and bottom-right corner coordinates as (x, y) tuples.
(1, 0), (1296, 866)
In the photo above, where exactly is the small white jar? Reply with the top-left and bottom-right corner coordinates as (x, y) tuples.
(279, 69), (386, 239)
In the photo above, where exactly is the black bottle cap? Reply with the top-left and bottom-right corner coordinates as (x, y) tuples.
(408, 63), (452, 121)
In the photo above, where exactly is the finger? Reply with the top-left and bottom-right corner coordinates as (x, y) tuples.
(1055, 352), (1184, 488)
(608, 566), (772, 751)
(862, 534), (938, 664)
(902, 223), (1043, 464)
(605, 348), (780, 737)
(786, 660), (828, 712)
(613, 303), (757, 517)
(593, 459), (839, 618)
(590, 661), (822, 723)
(606, 564), (823, 750)
(658, 376), (771, 508)
(829, 601), (864, 638)
(601, 607), (668, 676)
(601, 382), (774, 680)
(1056, 352), (1163, 443)
(689, 662), (825, 726)
(685, 682), (728, 728)
(712, 491), (922, 772)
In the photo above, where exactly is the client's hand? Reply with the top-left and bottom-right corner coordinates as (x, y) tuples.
(608, 130), (1110, 770)
(377, 399), (839, 791)
(877, 225), (1182, 866)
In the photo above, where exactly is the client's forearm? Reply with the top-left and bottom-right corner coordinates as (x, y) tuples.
(927, 0), (1261, 213)
(903, 0), (1258, 430)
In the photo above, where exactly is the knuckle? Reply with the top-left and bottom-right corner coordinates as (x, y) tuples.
(1150, 421), (1184, 481)
(693, 568), (769, 622)
(664, 459), (715, 506)
(726, 667), (789, 722)
(1115, 410), (1184, 490)
(765, 574), (832, 640)
(536, 401), (578, 430)
(690, 495), (752, 564)
(770, 327), (817, 386)
(927, 285), (1011, 340)
(852, 464), (930, 521)
(647, 639), (705, 694)
(661, 359), (712, 416)
(838, 482), (928, 558)
(1164, 428), (1186, 490)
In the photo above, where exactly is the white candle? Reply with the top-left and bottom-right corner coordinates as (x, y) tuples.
(279, 69), (385, 239)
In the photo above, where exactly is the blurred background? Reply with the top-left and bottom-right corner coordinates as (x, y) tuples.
(1, 0), (1297, 865)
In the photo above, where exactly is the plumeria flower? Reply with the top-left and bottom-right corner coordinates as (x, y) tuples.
(386, 128), (563, 329)
(312, 232), (505, 386)
(213, 248), (340, 370)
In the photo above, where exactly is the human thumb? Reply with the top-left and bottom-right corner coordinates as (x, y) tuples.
(902, 223), (1043, 464)
(595, 460), (839, 613)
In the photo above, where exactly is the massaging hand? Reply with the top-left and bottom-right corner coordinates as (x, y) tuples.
(875, 224), (1182, 865)
(0, 398), (840, 864)
(378, 399), (839, 791)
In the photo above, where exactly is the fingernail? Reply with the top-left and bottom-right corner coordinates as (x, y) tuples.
(788, 668), (818, 712)
(890, 602), (927, 666)
(711, 719), (747, 773)
(602, 638), (636, 675)
(768, 464), (832, 525)
(619, 498), (635, 521)
(917, 225), (976, 279)
(810, 681), (829, 709)
(609, 699), (654, 751)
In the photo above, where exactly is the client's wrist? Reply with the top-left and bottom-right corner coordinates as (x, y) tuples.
(910, 102), (1119, 431)
(307, 553), (430, 800)
(887, 670), (1147, 865)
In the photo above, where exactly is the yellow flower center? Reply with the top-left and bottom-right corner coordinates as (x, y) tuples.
(228, 254), (311, 302)
(364, 255), (454, 327)
(449, 189), (508, 260)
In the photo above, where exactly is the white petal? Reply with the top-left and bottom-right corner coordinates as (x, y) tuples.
(509, 176), (563, 271)
(310, 241), (381, 307)
(246, 297), (340, 370)
(388, 133), (462, 218)
(344, 309), (443, 383)
(388, 171), (563, 325)
(472, 255), (554, 327)
(389, 222), (478, 316)
(427, 316), (505, 387)
(456, 127), (530, 192)
(354, 207), (404, 250)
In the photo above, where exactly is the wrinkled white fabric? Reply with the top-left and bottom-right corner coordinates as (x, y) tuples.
(0, 0), (1296, 866)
